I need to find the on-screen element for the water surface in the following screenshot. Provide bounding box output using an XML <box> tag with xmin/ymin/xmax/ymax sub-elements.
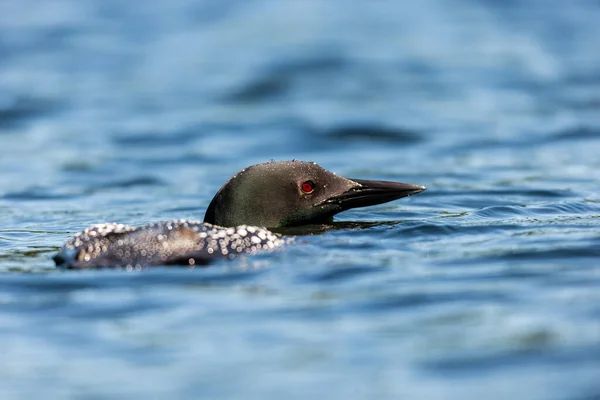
<box><xmin>1</xmin><ymin>1</ymin><xmax>599</xmax><ymax>399</ymax></box>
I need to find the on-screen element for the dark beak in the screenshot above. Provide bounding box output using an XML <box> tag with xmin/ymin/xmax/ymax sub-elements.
<box><xmin>324</xmin><ymin>179</ymin><xmax>426</xmax><ymax>211</ymax></box>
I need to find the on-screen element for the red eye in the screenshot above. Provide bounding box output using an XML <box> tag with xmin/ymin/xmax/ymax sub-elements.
<box><xmin>301</xmin><ymin>180</ymin><xmax>315</xmax><ymax>193</ymax></box>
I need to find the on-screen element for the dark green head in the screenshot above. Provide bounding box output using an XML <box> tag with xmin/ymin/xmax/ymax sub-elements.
<box><xmin>203</xmin><ymin>161</ymin><xmax>425</xmax><ymax>228</ymax></box>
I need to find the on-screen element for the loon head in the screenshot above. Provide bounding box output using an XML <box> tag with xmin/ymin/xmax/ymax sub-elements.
<box><xmin>203</xmin><ymin>161</ymin><xmax>425</xmax><ymax>228</ymax></box>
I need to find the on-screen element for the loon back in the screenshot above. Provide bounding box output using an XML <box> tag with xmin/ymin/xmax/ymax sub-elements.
<box><xmin>53</xmin><ymin>221</ymin><xmax>288</xmax><ymax>269</ymax></box>
<box><xmin>54</xmin><ymin>161</ymin><xmax>425</xmax><ymax>269</ymax></box>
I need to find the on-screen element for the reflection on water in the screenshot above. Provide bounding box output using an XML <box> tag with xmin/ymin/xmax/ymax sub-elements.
<box><xmin>1</xmin><ymin>0</ymin><xmax>600</xmax><ymax>399</ymax></box>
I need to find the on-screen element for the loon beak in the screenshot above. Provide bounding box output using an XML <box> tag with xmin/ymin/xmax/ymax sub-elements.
<box><xmin>325</xmin><ymin>179</ymin><xmax>426</xmax><ymax>211</ymax></box>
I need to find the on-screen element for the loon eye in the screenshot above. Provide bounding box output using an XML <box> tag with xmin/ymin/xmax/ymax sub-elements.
<box><xmin>301</xmin><ymin>180</ymin><xmax>315</xmax><ymax>194</ymax></box>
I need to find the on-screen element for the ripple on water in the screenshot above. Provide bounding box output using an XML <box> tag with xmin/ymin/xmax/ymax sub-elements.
<box><xmin>83</xmin><ymin>177</ymin><xmax>166</xmax><ymax>193</ymax></box>
<box><xmin>550</xmin><ymin>126</ymin><xmax>600</xmax><ymax>142</ymax></box>
<box><xmin>111</xmin><ymin>128</ymin><xmax>202</xmax><ymax>147</ymax></box>
<box><xmin>224</xmin><ymin>55</ymin><xmax>348</xmax><ymax>103</ymax></box>
<box><xmin>323</xmin><ymin>124</ymin><xmax>424</xmax><ymax>144</ymax></box>
<box><xmin>0</xmin><ymin>96</ymin><xmax>59</xmax><ymax>129</ymax></box>
<box><xmin>469</xmin><ymin>201</ymin><xmax>600</xmax><ymax>222</ymax></box>
<box><xmin>2</xmin><ymin>189</ymin><xmax>81</xmax><ymax>201</ymax></box>
<box><xmin>2</xmin><ymin>177</ymin><xmax>165</xmax><ymax>200</ymax></box>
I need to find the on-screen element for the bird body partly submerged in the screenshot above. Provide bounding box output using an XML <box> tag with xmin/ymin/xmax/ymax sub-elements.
<box><xmin>54</xmin><ymin>221</ymin><xmax>289</xmax><ymax>269</ymax></box>
<box><xmin>54</xmin><ymin>161</ymin><xmax>425</xmax><ymax>269</ymax></box>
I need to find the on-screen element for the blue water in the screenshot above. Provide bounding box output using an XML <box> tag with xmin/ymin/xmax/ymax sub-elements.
<box><xmin>1</xmin><ymin>0</ymin><xmax>600</xmax><ymax>398</ymax></box>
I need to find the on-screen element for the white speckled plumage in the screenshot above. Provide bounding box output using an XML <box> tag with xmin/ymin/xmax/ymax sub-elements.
<box><xmin>55</xmin><ymin>220</ymin><xmax>289</xmax><ymax>269</ymax></box>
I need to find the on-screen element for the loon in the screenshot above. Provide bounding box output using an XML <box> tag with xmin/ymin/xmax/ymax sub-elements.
<box><xmin>53</xmin><ymin>161</ymin><xmax>425</xmax><ymax>269</ymax></box>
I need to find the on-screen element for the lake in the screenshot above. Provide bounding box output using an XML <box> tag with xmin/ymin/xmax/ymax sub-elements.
<box><xmin>1</xmin><ymin>0</ymin><xmax>599</xmax><ymax>398</ymax></box>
